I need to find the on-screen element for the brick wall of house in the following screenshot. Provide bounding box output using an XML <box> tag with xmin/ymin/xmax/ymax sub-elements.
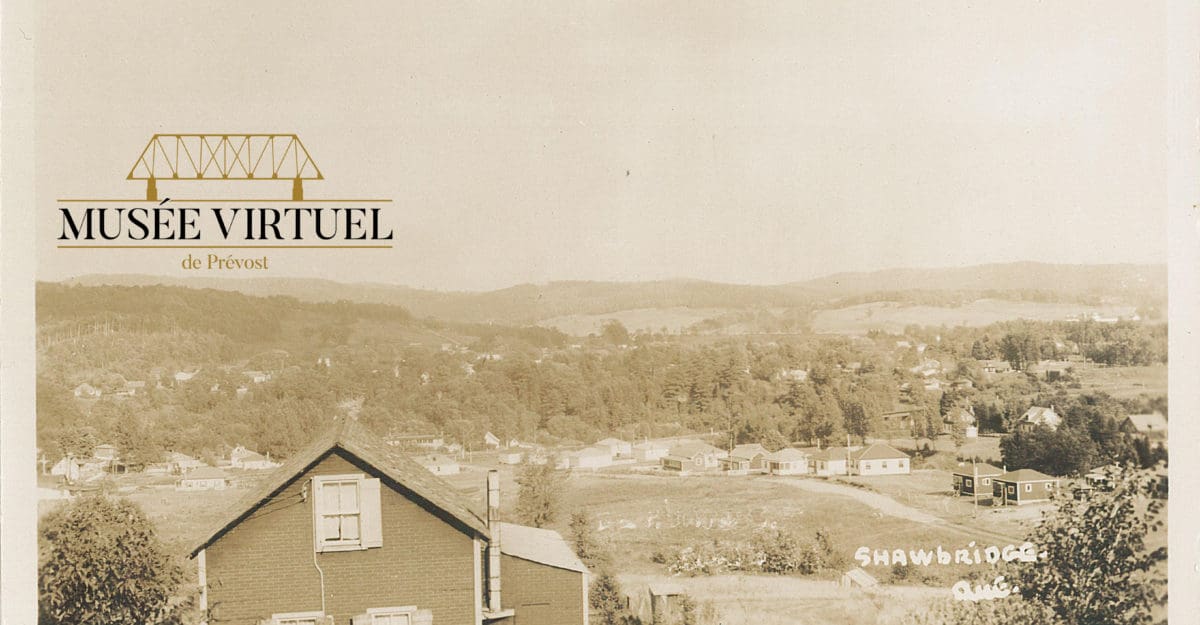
<box><xmin>500</xmin><ymin>554</ymin><xmax>586</xmax><ymax>625</ymax></box>
<box><xmin>204</xmin><ymin>450</ymin><xmax>479</xmax><ymax>625</ymax></box>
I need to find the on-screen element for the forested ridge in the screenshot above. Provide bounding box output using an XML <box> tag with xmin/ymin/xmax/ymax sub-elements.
<box><xmin>37</xmin><ymin>282</ymin><xmax>1167</xmax><ymax>477</ymax></box>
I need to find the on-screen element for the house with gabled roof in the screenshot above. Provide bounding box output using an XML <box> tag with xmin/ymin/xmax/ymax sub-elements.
<box><xmin>850</xmin><ymin>444</ymin><xmax>910</xmax><ymax>476</ymax></box>
<box><xmin>729</xmin><ymin>444</ymin><xmax>770</xmax><ymax>471</ymax></box>
<box><xmin>805</xmin><ymin>447</ymin><xmax>852</xmax><ymax>476</ymax></box>
<box><xmin>951</xmin><ymin>463</ymin><xmax>1005</xmax><ymax>496</ymax></box>
<box><xmin>660</xmin><ymin>440</ymin><xmax>726</xmax><ymax>472</ymax></box>
<box><xmin>1120</xmin><ymin>412</ymin><xmax>1168</xmax><ymax>441</ymax></box>
<box><xmin>764</xmin><ymin>448</ymin><xmax>809</xmax><ymax>476</ymax></box>
<box><xmin>992</xmin><ymin>468</ymin><xmax>1060</xmax><ymax>505</ymax></box>
<box><xmin>1018</xmin><ymin>406</ymin><xmax>1062</xmax><ymax>432</ymax></box>
<box><xmin>190</xmin><ymin>420</ymin><xmax>587</xmax><ymax>625</ymax></box>
<box><xmin>632</xmin><ymin>440</ymin><xmax>670</xmax><ymax>462</ymax></box>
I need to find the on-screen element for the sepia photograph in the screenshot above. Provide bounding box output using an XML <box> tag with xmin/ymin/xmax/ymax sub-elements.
<box><xmin>3</xmin><ymin>2</ymin><xmax>1197</xmax><ymax>625</ymax></box>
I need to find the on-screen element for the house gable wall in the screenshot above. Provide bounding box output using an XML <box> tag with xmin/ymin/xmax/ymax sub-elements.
<box><xmin>204</xmin><ymin>450</ymin><xmax>478</xmax><ymax>625</ymax></box>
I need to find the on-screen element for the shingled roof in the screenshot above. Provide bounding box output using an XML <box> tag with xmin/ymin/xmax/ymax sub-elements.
<box><xmin>190</xmin><ymin>419</ymin><xmax>489</xmax><ymax>558</ymax></box>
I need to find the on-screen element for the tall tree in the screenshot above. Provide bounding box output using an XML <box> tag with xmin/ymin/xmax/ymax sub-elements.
<box><xmin>39</xmin><ymin>495</ymin><xmax>184</xmax><ymax>625</ymax></box>
<box><xmin>515</xmin><ymin>460</ymin><xmax>568</xmax><ymax>528</ymax></box>
<box><xmin>1013</xmin><ymin>465</ymin><xmax>1166</xmax><ymax>625</ymax></box>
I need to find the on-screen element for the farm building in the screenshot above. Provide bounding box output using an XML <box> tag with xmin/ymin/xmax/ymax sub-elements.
<box><xmin>632</xmin><ymin>440</ymin><xmax>670</xmax><ymax>462</ymax></box>
<box><xmin>177</xmin><ymin>467</ymin><xmax>231</xmax><ymax>491</ymax></box>
<box><xmin>850</xmin><ymin>444</ymin><xmax>910</xmax><ymax>476</ymax></box>
<box><xmin>992</xmin><ymin>469</ymin><xmax>1060</xmax><ymax>505</ymax></box>
<box><xmin>729</xmin><ymin>444</ymin><xmax>770</xmax><ymax>471</ymax></box>
<box><xmin>387</xmin><ymin>433</ymin><xmax>445</xmax><ymax>450</ymax></box>
<box><xmin>660</xmin><ymin>441</ymin><xmax>725</xmax><ymax>472</ymax></box>
<box><xmin>417</xmin><ymin>454</ymin><xmax>461</xmax><ymax>476</ymax></box>
<box><xmin>1017</xmin><ymin>406</ymin><xmax>1062</xmax><ymax>432</ymax></box>
<box><xmin>1121</xmin><ymin>412</ymin><xmax>1168</xmax><ymax>441</ymax></box>
<box><xmin>567</xmin><ymin>446</ymin><xmax>613</xmax><ymax>470</ymax></box>
<box><xmin>952</xmin><ymin>463</ymin><xmax>1005</xmax><ymax>496</ymax></box>
<box><xmin>980</xmin><ymin>359</ymin><xmax>1013</xmax><ymax>374</ymax></box>
<box><xmin>765</xmin><ymin>448</ymin><xmax>809</xmax><ymax>475</ymax></box>
<box><xmin>189</xmin><ymin>421</ymin><xmax>588</xmax><ymax>625</ymax></box>
<box><xmin>594</xmin><ymin>438</ymin><xmax>632</xmax><ymax>458</ymax></box>
<box><xmin>806</xmin><ymin>447</ymin><xmax>851</xmax><ymax>476</ymax></box>
<box><xmin>483</xmin><ymin>431</ymin><xmax>501</xmax><ymax>449</ymax></box>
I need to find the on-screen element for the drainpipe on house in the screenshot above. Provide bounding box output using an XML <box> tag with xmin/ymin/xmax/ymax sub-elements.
<box><xmin>486</xmin><ymin>470</ymin><xmax>502</xmax><ymax>613</ymax></box>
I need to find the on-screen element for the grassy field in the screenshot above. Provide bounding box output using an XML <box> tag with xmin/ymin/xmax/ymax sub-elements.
<box><xmin>811</xmin><ymin>299</ymin><xmax>1137</xmax><ymax>335</ymax></box>
<box><xmin>1070</xmin><ymin>363</ymin><xmax>1167</xmax><ymax>399</ymax></box>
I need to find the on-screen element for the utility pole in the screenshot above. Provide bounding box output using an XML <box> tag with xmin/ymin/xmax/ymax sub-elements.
<box><xmin>972</xmin><ymin>458</ymin><xmax>979</xmax><ymax>517</ymax></box>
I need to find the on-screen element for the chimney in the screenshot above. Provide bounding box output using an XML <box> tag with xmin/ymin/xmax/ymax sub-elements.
<box><xmin>486</xmin><ymin>470</ymin><xmax>502</xmax><ymax>613</ymax></box>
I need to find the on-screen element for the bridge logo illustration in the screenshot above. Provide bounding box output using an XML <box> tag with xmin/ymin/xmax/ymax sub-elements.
<box><xmin>126</xmin><ymin>134</ymin><xmax>323</xmax><ymax>201</ymax></box>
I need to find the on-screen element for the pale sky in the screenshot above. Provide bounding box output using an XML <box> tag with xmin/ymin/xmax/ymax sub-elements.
<box><xmin>35</xmin><ymin>2</ymin><xmax>1166</xmax><ymax>291</ymax></box>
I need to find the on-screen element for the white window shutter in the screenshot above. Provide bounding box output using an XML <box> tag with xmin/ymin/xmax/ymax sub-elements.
<box><xmin>413</xmin><ymin>609</ymin><xmax>434</xmax><ymax>625</ymax></box>
<box><xmin>360</xmin><ymin>477</ymin><xmax>383</xmax><ymax>548</ymax></box>
<box><xmin>312</xmin><ymin>477</ymin><xmax>325</xmax><ymax>553</ymax></box>
<box><xmin>351</xmin><ymin>615</ymin><xmax>370</xmax><ymax>625</ymax></box>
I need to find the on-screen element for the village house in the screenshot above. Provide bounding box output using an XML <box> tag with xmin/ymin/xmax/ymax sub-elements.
<box><xmin>729</xmin><ymin>444</ymin><xmax>770</xmax><ymax>471</ymax></box>
<box><xmin>114</xmin><ymin>380</ymin><xmax>146</xmax><ymax>397</ymax></box>
<box><xmin>387</xmin><ymin>434</ymin><xmax>446</xmax><ymax>450</ymax></box>
<box><xmin>806</xmin><ymin>447</ymin><xmax>851</xmax><ymax>476</ymax></box>
<box><xmin>189</xmin><ymin>421</ymin><xmax>588</xmax><ymax>625</ymax></box>
<box><xmin>980</xmin><ymin>359</ymin><xmax>1013</xmax><ymax>374</ymax></box>
<box><xmin>850</xmin><ymin>444</ymin><xmax>910</xmax><ymax>476</ymax></box>
<box><xmin>230</xmin><ymin>445</ymin><xmax>281</xmax><ymax>471</ymax></box>
<box><xmin>1018</xmin><ymin>406</ymin><xmax>1062</xmax><ymax>432</ymax></box>
<box><xmin>497</xmin><ymin>451</ymin><xmax>524</xmax><ymax>465</ymax></box>
<box><xmin>49</xmin><ymin>455</ymin><xmax>83</xmax><ymax>483</ymax></box>
<box><xmin>593</xmin><ymin>438</ymin><xmax>632</xmax><ymax>458</ymax></box>
<box><xmin>764</xmin><ymin>448</ymin><xmax>809</xmax><ymax>476</ymax></box>
<box><xmin>943</xmin><ymin>405</ymin><xmax>978</xmax><ymax>438</ymax></box>
<box><xmin>177</xmin><ymin>467</ymin><xmax>232</xmax><ymax>491</ymax></box>
<box><xmin>243</xmin><ymin>370</ymin><xmax>273</xmax><ymax>384</ymax></box>
<box><xmin>483</xmin><ymin>432</ymin><xmax>502</xmax><ymax>449</ymax></box>
<box><xmin>1120</xmin><ymin>412</ymin><xmax>1168</xmax><ymax>442</ymax></box>
<box><xmin>879</xmin><ymin>407</ymin><xmax>914</xmax><ymax>435</ymax></box>
<box><xmin>631</xmin><ymin>440</ymin><xmax>670</xmax><ymax>462</ymax></box>
<box><xmin>167</xmin><ymin>451</ymin><xmax>206</xmax><ymax>474</ymax></box>
<box><xmin>951</xmin><ymin>463</ymin><xmax>1005</xmax><ymax>497</ymax></box>
<box><xmin>718</xmin><ymin>455</ymin><xmax>752</xmax><ymax>474</ymax></box>
<box><xmin>417</xmin><ymin>454</ymin><xmax>461</xmax><ymax>476</ymax></box>
<box><xmin>660</xmin><ymin>441</ymin><xmax>726</xmax><ymax>472</ymax></box>
<box><xmin>174</xmin><ymin>369</ymin><xmax>200</xmax><ymax>385</ymax></box>
<box><xmin>992</xmin><ymin>469</ymin><xmax>1060</xmax><ymax>505</ymax></box>
<box><xmin>72</xmin><ymin>382</ymin><xmax>102</xmax><ymax>399</ymax></box>
<box><xmin>566</xmin><ymin>446</ymin><xmax>613</xmax><ymax>470</ymax></box>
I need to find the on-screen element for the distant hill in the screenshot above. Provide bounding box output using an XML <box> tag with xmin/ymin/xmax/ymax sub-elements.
<box><xmin>65</xmin><ymin>262</ymin><xmax>1165</xmax><ymax>327</ymax></box>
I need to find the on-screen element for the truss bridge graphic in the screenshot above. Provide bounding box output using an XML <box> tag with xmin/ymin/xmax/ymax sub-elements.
<box><xmin>127</xmin><ymin>134</ymin><xmax>323</xmax><ymax>201</ymax></box>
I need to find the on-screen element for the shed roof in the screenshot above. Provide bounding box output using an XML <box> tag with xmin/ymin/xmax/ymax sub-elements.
<box><xmin>183</xmin><ymin>467</ymin><xmax>229</xmax><ymax>480</ymax></box>
<box><xmin>190</xmin><ymin>419</ymin><xmax>489</xmax><ymax>558</ymax></box>
<box><xmin>495</xmin><ymin>522</ymin><xmax>587</xmax><ymax>573</ymax></box>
